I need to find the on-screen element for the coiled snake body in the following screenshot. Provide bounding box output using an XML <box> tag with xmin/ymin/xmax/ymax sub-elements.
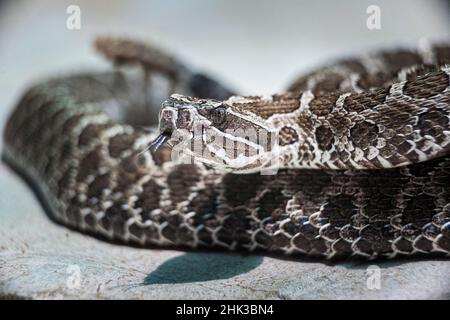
<box><xmin>3</xmin><ymin>38</ymin><xmax>450</xmax><ymax>259</ymax></box>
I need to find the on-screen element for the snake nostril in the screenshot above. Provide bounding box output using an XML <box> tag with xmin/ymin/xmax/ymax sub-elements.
<box><xmin>176</xmin><ymin>109</ymin><xmax>192</xmax><ymax>128</ymax></box>
<box><xmin>159</xmin><ymin>108</ymin><xmax>176</xmax><ymax>133</ymax></box>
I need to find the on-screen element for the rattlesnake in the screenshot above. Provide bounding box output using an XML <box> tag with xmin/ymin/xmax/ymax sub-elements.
<box><xmin>3</xmin><ymin>37</ymin><xmax>450</xmax><ymax>259</ymax></box>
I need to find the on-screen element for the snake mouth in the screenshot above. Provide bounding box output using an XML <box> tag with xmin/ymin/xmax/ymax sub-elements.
<box><xmin>149</xmin><ymin>131</ymin><xmax>171</xmax><ymax>156</ymax></box>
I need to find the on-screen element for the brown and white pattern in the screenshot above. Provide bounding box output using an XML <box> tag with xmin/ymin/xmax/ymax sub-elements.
<box><xmin>2</xmin><ymin>38</ymin><xmax>450</xmax><ymax>259</ymax></box>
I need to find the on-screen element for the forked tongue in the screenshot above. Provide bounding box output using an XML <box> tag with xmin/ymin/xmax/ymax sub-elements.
<box><xmin>148</xmin><ymin>132</ymin><xmax>171</xmax><ymax>155</ymax></box>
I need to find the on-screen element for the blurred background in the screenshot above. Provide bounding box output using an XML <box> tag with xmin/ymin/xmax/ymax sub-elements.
<box><xmin>0</xmin><ymin>0</ymin><xmax>449</xmax><ymax>141</ymax></box>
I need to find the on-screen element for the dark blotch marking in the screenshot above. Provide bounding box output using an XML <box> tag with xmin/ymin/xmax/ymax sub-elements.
<box><xmin>309</xmin><ymin>92</ymin><xmax>341</xmax><ymax>116</ymax></box>
<box><xmin>87</xmin><ymin>172</ymin><xmax>112</xmax><ymax>199</ymax></box>
<box><xmin>402</xmin><ymin>194</ymin><xmax>436</xmax><ymax>227</ymax></box>
<box><xmin>108</xmin><ymin>132</ymin><xmax>142</xmax><ymax>158</ymax></box>
<box><xmin>77</xmin><ymin>147</ymin><xmax>104</xmax><ymax>182</ymax></box>
<box><xmin>344</xmin><ymin>88</ymin><xmax>388</xmax><ymax>113</ymax></box>
<box><xmin>403</xmin><ymin>71</ymin><xmax>449</xmax><ymax>99</ymax></box>
<box><xmin>78</xmin><ymin>123</ymin><xmax>112</xmax><ymax>147</ymax></box>
<box><xmin>278</xmin><ymin>126</ymin><xmax>299</xmax><ymax>146</ymax></box>
<box><xmin>222</xmin><ymin>173</ymin><xmax>262</xmax><ymax>207</ymax></box>
<box><xmin>167</xmin><ymin>164</ymin><xmax>200</xmax><ymax>205</ymax></box>
<box><xmin>321</xmin><ymin>194</ymin><xmax>358</xmax><ymax>227</ymax></box>
<box><xmin>350</xmin><ymin>120</ymin><xmax>379</xmax><ymax>150</ymax></box>
<box><xmin>315</xmin><ymin>125</ymin><xmax>334</xmax><ymax>150</ymax></box>
<box><xmin>135</xmin><ymin>180</ymin><xmax>162</xmax><ymax>221</ymax></box>
<box><xmin>381</xmin><ymin>50</ymin><xmax>423</xmax><ymax>71</ymax></box>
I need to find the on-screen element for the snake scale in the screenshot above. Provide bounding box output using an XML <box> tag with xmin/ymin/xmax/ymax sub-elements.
<box><xmin>3</xmin><ymin>37</ymin><xmax>450</xmax><ymax>259</ymax></box>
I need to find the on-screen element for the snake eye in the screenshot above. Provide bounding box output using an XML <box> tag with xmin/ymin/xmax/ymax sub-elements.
<box><xmin>210</xmin><ymin>106</ymin><xmax>226</xmax><ymax>125</ymax></box>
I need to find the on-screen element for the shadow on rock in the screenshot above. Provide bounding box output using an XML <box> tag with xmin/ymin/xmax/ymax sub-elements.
<box><xmin>143</xmin><ymin>252</ymin><xmax>263</xmax><ymax>285</ymax></box>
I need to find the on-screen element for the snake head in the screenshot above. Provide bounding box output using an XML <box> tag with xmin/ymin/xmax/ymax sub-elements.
<box><xmin>156</xmin><ymin>94</ymin><xmax>279</xmax><ymax>173</ymax></box>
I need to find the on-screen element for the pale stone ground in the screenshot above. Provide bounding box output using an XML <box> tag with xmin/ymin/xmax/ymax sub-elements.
<box><xmin>0</xmin><ymin>0</ymin><xmax>449</xmax><ymax>299</ymax></box>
